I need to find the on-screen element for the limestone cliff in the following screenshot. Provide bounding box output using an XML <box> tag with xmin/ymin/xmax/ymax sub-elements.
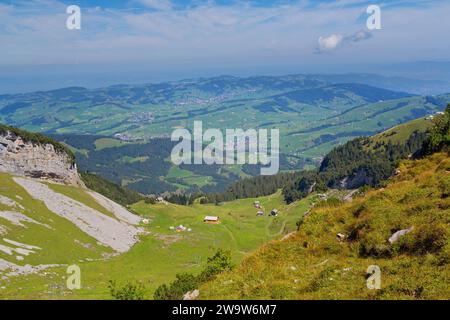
<box><xmin>0</xmin><ymin>129</ymin><xmax>82</xmax><ymax>186</ymax></box>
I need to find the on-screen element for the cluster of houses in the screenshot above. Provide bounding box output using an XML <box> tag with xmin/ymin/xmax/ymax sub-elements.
<box><xmin>254</xmin><ymin>201</ymin><xmax>279</xmax><ymax>217</ymax></box>
<box><xmin>200</xmin><ymin>201</ymin><xmax>280</xmax><ymax>227</ymax></box>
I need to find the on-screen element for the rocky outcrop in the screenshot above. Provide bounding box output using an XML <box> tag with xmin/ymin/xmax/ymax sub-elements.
<box><xmin>183</xmin><ymin>289</ymin><xmax>200</xmax><ymax>300</ymax></box>
<box><xmin>0</xmin><ymin>130</ymin><xmax>82</xmax><ymax>186</ymax></box>
<box><xmin>388</xmin><ymin>227</ymin><xmax>414</xmax><ymax>244</ymax></box>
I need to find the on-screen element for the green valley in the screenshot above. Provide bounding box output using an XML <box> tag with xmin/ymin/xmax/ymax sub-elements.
<box><xmin>2</xmin><ymin>75</ymin><xmax>446</xmax><ymax>194</ymax></box>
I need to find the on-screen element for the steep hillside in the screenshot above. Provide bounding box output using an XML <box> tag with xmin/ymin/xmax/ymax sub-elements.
<box><xmin>199</xmin><ymin>152</ymin><xmax>450</xmax><ymax>299</ymax></box>
<box><xmin>369</xmin><ymin>117</ymin><xmax>433</xmax><ymax>146</ymax></box>
<box><xmin>0</xmin><ymin>126</ymin><xmax>144</xmax><ymax>286</ymax></box>
<box><xmin>0</xmin><ymin>172</ymin><xmax>143</xmax><ymax>279</ymax></box>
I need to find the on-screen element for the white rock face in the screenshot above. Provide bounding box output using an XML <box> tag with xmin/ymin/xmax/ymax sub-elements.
<box><xmin>0</xmin><ymin>131</ymin><xmax>81</xmax><ymax>186</ymax></box>
<box><xmin>14</xmin><ymin>177</ymin><xmax>142</xmax><ymax>253</ymax></box>
<box><xmin>87</xmin><ymin>191</ymin><xmax>141</xmax><ymax>225</ymax></box>
<box><xmin>0</xmin><ymin>210</ymin><xmax>50</xmax><ymax>228</ymax></box>
<box><xmin>0</xmin><ymin>258</ymin><xmax>61</xmax><ymax>278</ymax></box>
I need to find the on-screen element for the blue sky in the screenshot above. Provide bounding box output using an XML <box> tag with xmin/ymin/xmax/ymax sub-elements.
<box><xmin>0</xmin><ymin>0</ymin><xmax>449</xmax><ymax>92</ymax></box>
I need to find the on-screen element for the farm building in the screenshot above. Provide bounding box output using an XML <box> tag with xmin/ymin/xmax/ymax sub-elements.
<box><xmin>270</xmin><ymin>209</ymin><xmax>279</xmax><ymax>216</ymax></box>
<box><xmin>204</xmin><ymin>216</ymin><xmax>220</xmax><ymax>224</ymax></box>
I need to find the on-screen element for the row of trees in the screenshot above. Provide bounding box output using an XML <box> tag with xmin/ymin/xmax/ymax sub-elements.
<box><xmin>201</xmin><ymin>171</ymin><xmax>304</xmax><ymax>204</ymax></box>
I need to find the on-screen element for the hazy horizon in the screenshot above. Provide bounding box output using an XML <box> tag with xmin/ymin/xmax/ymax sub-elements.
<box><xmin>1</xmin><ymin>0</ymin><xmax>450</xmax><ymax>93</ymax></box>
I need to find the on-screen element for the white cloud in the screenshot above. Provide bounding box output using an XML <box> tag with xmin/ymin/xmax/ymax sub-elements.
<box><xmin>317</xmin><ymin>33</ymin><xmax>344</xmax><ymax>52</ymax></box>
<box><xmin>316</xmin><ymin>30</ymin><xmax>372</xmax><ymax>53</ymax></box>
<box><xmin>0</xmin><ymin>0</ymin><xmax>449</xmax><ymax>68</ymax></box>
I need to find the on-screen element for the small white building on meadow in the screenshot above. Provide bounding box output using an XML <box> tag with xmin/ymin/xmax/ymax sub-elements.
<box><xmin>203</xmin><ymin>216</ymin><xmax>220</xmax><ymax>224</ymax></box>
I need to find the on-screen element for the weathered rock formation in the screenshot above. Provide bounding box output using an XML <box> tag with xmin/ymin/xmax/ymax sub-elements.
<box><xmin>0</xmin><ymin>130</ymin><xmax>82</xmax><ymax>186</ymax></box>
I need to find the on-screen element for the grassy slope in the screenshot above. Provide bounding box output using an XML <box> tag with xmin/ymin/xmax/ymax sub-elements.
<box><xmin>200</xmin><ymin>153</ymin><xmax>450</xmax><ymax>299</ymax></box>
<box><xmin>0</xmin><ymin>174</ymin><xmax>114</xmax><ymax>290</ymax></box>
<box><xmin>370</xmin><ymin>117</ymin><xmax>433</xmax><ymax>146</ymax></box>
<box><xmin>0</xmin><ymin>180</ymin><xmax>312</xmax><ymax>299</ymax></box>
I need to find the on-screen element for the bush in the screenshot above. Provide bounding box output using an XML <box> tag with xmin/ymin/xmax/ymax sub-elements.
<box><xmin>108</xmin><ymin>280</ymin><xmax>146</xmax><ymax>300</ymax></box>
<box><xmin>154</xmin><ymin>249</ymin><xmax>234</xmax><ymax>300</ymax></box>
<box><xmin>396</xmin><ymin>223</ymin><xmax>447</xmax><ymax>255</ymax></box>
<box><xmin>153</xmin><ymin>273</ymin><xmax>198</xmax><ymax>300</ymax></box>
<box><xmin>358</xmin><ymin>232</ymin><xmax>393</xmax><ymax>258</ymax></box>
<box><xmin>198</xmin><ymin>249</ymin><xmax>233</xmax><ymax>282</ymax></box>
<box><xmin>359</xmin><ymin>240</ymin><xmax>392</xmax><ymax>258</ymax></box>
<box><xmin>315</xmin><ymin>197</ymin><xmax>343</xmax><ymax>208</ymax></box>
<box><xmin>422</xmin><ymin>104</ymin><xmax>450</xmax><ymax>154</ymax></box>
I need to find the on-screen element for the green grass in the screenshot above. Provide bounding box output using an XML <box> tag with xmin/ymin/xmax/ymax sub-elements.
<box><xmin>199</xmin><ymin>153</ymin><xmax>450</xmax><ymax>300</ymax></box>
<box><xmin>94</xmin><ymin>138</ymin><xmax>128</xmax><ymax>150</ymax></box>
<box><xmin>166</xmin><ymin>166</ymin><xmax>193</xmax><ymax>179</ymax></box>
<box><xmin>0</xmin><ymin>178</ymin><xmax>311</xmax><ymax>299</ymax></box>
<box><xmin>117</xmin><ymin>156</ymin><xmax>149</xmax><ymax>164</ymax></box>
<box><xmin>182</xmin><ymin>175</ymin><xmax>214</xmax><ymax>187</ymax></box>
<box><xmin>371</xmin><ymin>117</ymin><xmax>433</xmax><ymax>145</ymax></box>
<box><xmin>0</xmin><ymin>173</ymin><xmax>111</xmax><ymax>268</ymax></box>
<box><xmin>165</xmin><ymin>166</ymin><xmax>215</xmax><ymax>188</ymax></box>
